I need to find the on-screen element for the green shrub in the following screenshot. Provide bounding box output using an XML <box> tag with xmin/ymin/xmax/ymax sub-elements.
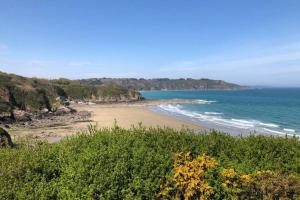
<box><xmin>0</xmin><ymin>126</ymin><xmax>299</xmax><ymax>199</ymax></box>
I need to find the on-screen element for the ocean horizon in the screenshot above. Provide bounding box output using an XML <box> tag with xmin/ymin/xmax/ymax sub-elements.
<box><xmin>141</xmin><ymin>88</ymin><xmax>300</xmax><ymax>136</ymax></box>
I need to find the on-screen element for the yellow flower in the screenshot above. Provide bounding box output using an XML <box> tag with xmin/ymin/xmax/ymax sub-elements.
<box><xmin>221</xmin><ymin>168</ymin><xmax>237</xmax><ymax>179</ymax></box>
<box><xmin>163</xmin><ymin>152</ymin><xmax>218</xmax><ymax>199</ymax></box>
<box><xmin>255</xmin><ymin>170</ymin><xmax>273</xmax><ymax>176</ymax></box>
<box><xmin>240</xmin><ymin>174</ymin><xmax>252</xmax><ymax>184</ymax></box>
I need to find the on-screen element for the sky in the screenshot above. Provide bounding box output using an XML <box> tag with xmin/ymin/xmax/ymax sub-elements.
<box><xmin>0</xmin><ymin>0</ymin><xmax>300</xmax><ymax>87</ymax></box>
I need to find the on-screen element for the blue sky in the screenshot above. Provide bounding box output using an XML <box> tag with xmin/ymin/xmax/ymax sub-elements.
<box><xmin>0</xmin><ymin>0</ymin><xmax>300</xmax><ymax>86</ymax></box>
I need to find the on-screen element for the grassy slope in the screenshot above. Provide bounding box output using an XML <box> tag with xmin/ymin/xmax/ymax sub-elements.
<box><xmin>0</xmin><ymin>72</ymin><xmax>140</xmax><ymax>113</ymax></box>
<box><xmin>0</xmin><ymin>126</ymin><xmax>299</xmax><ymax>199</ymax></box>
<box><xmin>81</xmin><ymin>78</ymin><xmax>245</xmax><ymax>90</ymax></box>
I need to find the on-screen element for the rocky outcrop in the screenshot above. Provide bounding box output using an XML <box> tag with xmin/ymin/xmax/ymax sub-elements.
<box><xmin>0</xmin><ymin>127</ymin><xmax>13</xmax><ymax>148</ymax></box>
<box><xmin>94</xmin><ymin>94</ymin><xmax>142</xmax><ymax>103</ymax></box>
<box><xmin>74</xmin><ymin>90</ymin><xmax>144</xmax><ymax>104</ymax></box>
<box><xmin>12</xmin><ymin>110</ymin><xmax>32</xmax><ymax>122</ymax></box>
<box><xmin>0</xmin><ymin>71</ymin><xmax>145</xmax><ymax>118</ymax></box>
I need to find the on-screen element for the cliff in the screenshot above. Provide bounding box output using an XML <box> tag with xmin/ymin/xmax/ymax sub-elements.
<box><xmin>81</xmin><ymin>78</ymin><xmax>245</xmax><ymax>91</ymax></box>
<box><xmin>0</xmin><ymin>71</ymin><xmax>142</xmax><ymax>116</ymax></box>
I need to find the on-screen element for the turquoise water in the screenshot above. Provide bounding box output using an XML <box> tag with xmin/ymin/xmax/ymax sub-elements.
<box><xmin>141</xmin><ymin>89</ymin><xmax>300</xmax><ymax>136</ymax></box>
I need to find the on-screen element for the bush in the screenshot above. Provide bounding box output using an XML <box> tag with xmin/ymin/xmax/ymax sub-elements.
<box><xmin>160</xmin><ymin>153</ymin><xmax>300</xmax><ymax>199</ymax></box>
<box><xmin>159</xmin><ymin>152</ymin><xmax>218</xmax><ymax>199</ymax></box>
<box><xmin>0</xmin><ymin>126</ymin><xmax>299</xmax><ymax>199</ymax></box>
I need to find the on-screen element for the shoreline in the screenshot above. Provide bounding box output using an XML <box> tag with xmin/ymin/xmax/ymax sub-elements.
<box><xmin>9</xmin><ymin>99</ymin><xmax>206</xmax><ymax>143</ymax></box>
<box><xmin>7</xmin><ymin>98</ymin><xmax>298</xmax><ymax>143</ymax></box>
<box><xmin>74</xmin><ymin>102</ymin><xmax>205</xmax><ymax>131</ymax></box>
<box><xmin>148</xmin><ymin>103</ymin><xmax>299</xmax><ymax>138</ymax></box>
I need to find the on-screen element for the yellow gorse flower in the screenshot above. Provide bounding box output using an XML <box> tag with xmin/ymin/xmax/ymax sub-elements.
<box><xmin>161</xmin><ymin>152</ymin><xmax>218</xmax><ymax>199</ymax></box>
<box><xmin>159</xmin><ymin>152</ymin><xmax>299</xmax><ymax>200</ymax></box>
<box><xmin>221</xmin><ymin>168</ymin><xmax>237</xmax><ymax>179</ymax></box>
<box><xmin>255</xmin><ymin>170</ymin><xmax>273</xmax><ymax>176</ymax></box>
<box><xmin>240</xmin><ymin>174</ymin><xmax>253</xmax><ymax>184</ymax></box>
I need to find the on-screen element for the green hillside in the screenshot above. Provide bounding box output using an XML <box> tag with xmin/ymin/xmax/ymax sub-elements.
<box><xmin>81</xmin><ymin>78</ymin><xmax>246</xmax><ymax>90</ymax></box>
<box><xmin>0</xmin><ymin>71</ymin><xmax>142</xmax><ymax>115</ymax></box>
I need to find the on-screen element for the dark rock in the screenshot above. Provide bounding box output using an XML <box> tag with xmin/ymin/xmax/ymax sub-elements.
<box><xmin>63</xmin><ymin>100</ymin><xmax>71</xmax><ymax>106</ymax></box>
<box><xmin>56</xmin><ymin>96</ymin><xmax>67</xmax><ymax>102</ymax></box>
<box><xmin>0</xmin><ymin>127</ymin><xmax>13</xmax><ymax>148</ymax></box>
<box><xmin>13</xmin><ymin>110</ymin><xmax>32</xmax><ymax>122</ymax></box>
<box><xmin>54</xmin><ymin>106</ymin><xmax>72</xmax><ymax>115</ymax></box>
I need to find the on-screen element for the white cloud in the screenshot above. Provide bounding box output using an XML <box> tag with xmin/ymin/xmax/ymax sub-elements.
<box><xmin>1</xmin><ymin>41</ymin><xmax>300</xmax><ymax>86</ymax></box>
<box><xmin>160</xmin><ymin>43</ymin><xmax>300</xmax><ymax>72</ymax></box>
<box><xmin>156</xmin><ymin>42</ymin><xmax>300</xmax><ymax>86</ymax></box>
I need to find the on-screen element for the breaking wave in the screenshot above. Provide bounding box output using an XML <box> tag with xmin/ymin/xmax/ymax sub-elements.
<box><xmin>204</xmin><ymin>112</ymin><xmax>223</xmax><ymax>115</ymax></box>
<box><xmin>283</xmin><ymin>128</ymin><xmax>295</xmax><ymax>133</ymax></box>
<box><xmin>155</xmin><ymin>104</ymin><xmax>296</xmax><ymax>136</ymax></box>
<box><xmin>193</xmin><ymin>99</ymin><xmax>217</xmax><ymax>104</ymax></box>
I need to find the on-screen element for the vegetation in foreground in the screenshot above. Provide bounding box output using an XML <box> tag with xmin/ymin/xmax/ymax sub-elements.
<box><xmin>0</xmin><ymin>126</ymin><xmax>299</xmax><ymax>199</ymax></box>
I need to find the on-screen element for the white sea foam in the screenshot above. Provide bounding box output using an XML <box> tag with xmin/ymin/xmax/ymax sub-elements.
<box><xmin>213</xmin><ymin>119</ymin><xmax>254</xmax><ymax>129</ymax></box>
<box><xmin>221</xmin><ymin>119</ymin><xmax>254</xmax><ymax>128</ymax></box>
<box><xmin>193</xmin><ymin>99</ymin><xmax>217</xmax><ymax>104</ymax></box>
<box><xmin>157</xmin><ymin>105</ymin><xmax>255</xmax><ymax>129</ymax></box>
<box><xmin>232</xmin><ymin>119</ymin><xmax>254</xmax><ymax>125</ymax></box>
<box><xmin>231</xmin><ymin>119</ymin><xmax>280</xmax><ymax>129</ymax></box>
<box><xmin>204</xmin><ymin>112</ymin><xmax>223</xmax><ymax>115</ymax></box>
<box><xmin>259</xmin><ymin>122</ymin><xmax>279</xmax><ymax>128</ymax></box>
<box><xmin>262</xmin><ymin>128</ymin><xmax>287</xmax><ymax>135</ymax></box>
<box><xmin>156</xmin><ymin>104</ymin><xmax>297</xmax><ymax>136</ymax></box>
<box><xmin>283</xmin><ymin>128</ymin><xmax>295</xmax><ymax>133</ymax></box>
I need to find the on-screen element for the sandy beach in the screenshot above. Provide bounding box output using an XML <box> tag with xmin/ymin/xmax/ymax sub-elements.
<box><xmin>75</xmin><ymin>104</ymin><xmax>202</xmax><ymax>130</ymax></box>
<box><xmin>10</xmin><ymin>99</ymin><xmax>204</xmax><ymax>142</ymax></box>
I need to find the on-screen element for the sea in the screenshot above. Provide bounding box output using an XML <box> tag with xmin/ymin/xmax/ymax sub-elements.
<box><xmin>141</xmin><ymin>88</ymin><xmax>300</xmax><ymax>136</ymax></box>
